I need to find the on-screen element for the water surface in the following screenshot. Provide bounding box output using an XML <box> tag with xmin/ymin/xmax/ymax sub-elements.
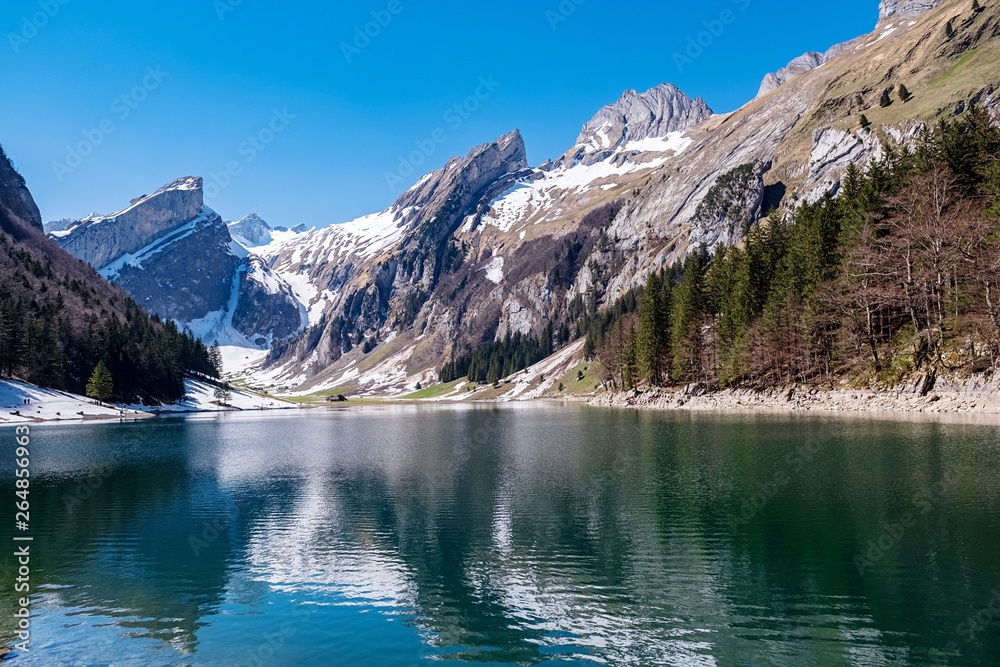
<box><xmin>1</xmin><ymin>405</ymin><xmax>999</xmax><ymax>665</ymax></box>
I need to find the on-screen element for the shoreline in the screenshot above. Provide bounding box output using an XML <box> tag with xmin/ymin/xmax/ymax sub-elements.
<box><xmin>588</xmin><ymin>375</ymin><xmax>1000</xmax><ymax>422</ymax></box>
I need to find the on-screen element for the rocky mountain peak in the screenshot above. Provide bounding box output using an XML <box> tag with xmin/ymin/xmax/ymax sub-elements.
<box><xmin>569</xmin><ymin>84</ymin><xmax>713</xmax><ymax>165</ymax></box>
<box><xmin>395</xmin><ymin>130</ymin><xmax>528</xmax><ymax>212</ymax></box>
<box><xmin>58</xmin><ymin>176</ymin><xmax>206</xmax><ymax>270</ymax></box>
<box><xmin>0</xmin><ymin>144</ymin><xmax>44</xmax><ymax>233</ymax></box>
<box><xmin>878</xmin><ymin>0</ymin><xmax>945</xmax><ymax>22</ymax></box>
<box><xmin>229</xmin><ymin>212</ymin><xmax>274</xmax><ymax>248</ymax></box>
<box><xmin>757</xmin><ymin>52</ymin><xmax>825</xmax><ymax>98</ymax></box>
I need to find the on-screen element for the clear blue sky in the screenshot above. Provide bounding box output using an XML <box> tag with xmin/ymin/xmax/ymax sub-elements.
<box><xmin>1</xmin><ymin>0</ymin><xmax>878</xmax><ymax>227</ymax></box>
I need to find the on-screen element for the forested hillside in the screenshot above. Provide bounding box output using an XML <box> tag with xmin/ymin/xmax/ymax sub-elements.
<box><xmin>0</xmin><ymin>144</ymin><xmax>217</xmax><ymax>404</ymax></box>
<box><xmin>589</xmin><ymin>107</ymin><xmax>1000</xmax><ymax>393</ymax></box>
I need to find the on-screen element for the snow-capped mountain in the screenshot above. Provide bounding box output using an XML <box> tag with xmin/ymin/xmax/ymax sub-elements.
<box><xmin>228</xmin><ymin>212</ymin><xmax>274</xmax><ymax>247</ymax></box>
<box><xmin>48</xmin><ymin>0</ymin><xmax>998</xmax><ymax>396</ymax></box>
<box><xmin>49</xmin><ymin>178</ymin><xmax>304</xmax><ymax>348</ymax></box>
<box><xmin>251</xmin><ymin>0</ymin><xmax>998</xmax><ymax>395</ymax></box>
<box><xmin>558</xmin><ymin>84</ymin><xmax>713</xmax><ymax>167</ymax></box>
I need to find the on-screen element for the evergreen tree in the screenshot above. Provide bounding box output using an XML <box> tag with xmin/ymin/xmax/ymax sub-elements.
<box><xmin>638</xmin><ymin>271</ymin><xmax>672</xmax><ymax>385</ymax></box>
<box><xmin>208</xmin><ymin>342</ymin><xmax>223</xmax><ymax>376</ymax></box>
<box><xmin>880</xmin><ymin>89</ymin><xmax>893</xmax><ymax>107</ymax></box>
<box><xmin>86</xmin><ymin>361</ymin><xmax>114</xmax><ymax>404</ymax></box>
<box><xmin>214</xmin><ymin>383</ymin><xmax>233</xmax><ymax>406</ymax></box>
<box><xmin>671</xmin><ymin>251</ymin><xmax>709</xmax><ymax>384</ymax></box>
<box><xmin>945</xmin><ymin>19</ymin><xmax>955</xmax><ymax>37</ymax></box>
<box><xmin>898</xmin><ymin>84</ymin><xmax>912</xmax><ymax>102</ymax></box>
<box><xmin>860</xmin><ymin>114</ymin><xmax>872</xmax><ymax>130</ymax></box>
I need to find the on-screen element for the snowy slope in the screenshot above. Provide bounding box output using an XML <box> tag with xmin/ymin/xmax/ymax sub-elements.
<box><xmin>0</xmin><ymin>379</ymin><xmax>298</xmax><ymax>424</ymax></box>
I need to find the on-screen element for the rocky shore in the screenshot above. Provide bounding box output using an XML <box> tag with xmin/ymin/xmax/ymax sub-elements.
<box><xmin>589</xmin><ymin>374</ymin><xmax>1000</xmax><ymax>417</ymax></box>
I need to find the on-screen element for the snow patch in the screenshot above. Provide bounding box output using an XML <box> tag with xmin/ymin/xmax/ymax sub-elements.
<box><xmin>484</xmin><ymin>256</ymin><xmax>505</xmax><ymax>284</ymax></box>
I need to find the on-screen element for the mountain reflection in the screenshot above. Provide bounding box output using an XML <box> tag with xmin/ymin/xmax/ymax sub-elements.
<box><xmin>1</xmin><ymin>407</ymin><xmax>999</xmax><ymax>665</ymax></box>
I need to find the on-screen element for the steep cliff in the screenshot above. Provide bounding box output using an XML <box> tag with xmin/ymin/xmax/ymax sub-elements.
<box><xmin>50</xmin><ymin>178</ymin><xmax>304</xmax><ymax>346</ymax></box>
<box><xmin>0</xmin><ymin>144</ymin><xmax>43</xmax><ymax>235</ymax></box>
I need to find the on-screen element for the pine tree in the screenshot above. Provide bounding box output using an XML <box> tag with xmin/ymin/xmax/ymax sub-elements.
<box><xmin>671</xmin><ymin>251</ymin><xmax>709</xmax><ymax>384</ymax></box>
<box><xmin>638</xmin><ymin>271</ymin><xmax>672</xmax><ymax>385</ymax></box>
<box><xmin>945</xmin><ymin>19</ymin><xmax>955</xmax><ymax>37</ymax></box>
<box><xmin>213</xmin><ymin>383</ymin><xmax>233</xmax><ymax>406</ymax></box>
<box><xmin>898</xmin><ymin>84</ymin><xmax>912</xmax><ymax>102</ymax></box>
<box><xmin>972</xmin><ymin>0</ymin><xmax>982</xmax><ymax>12</ymax></box>
<box><xmin>208</xmin><ymin>342</ymin><xmax>223</xmax><ymax>377</ymax></box>
<box><xmin>860</xmin><ymin>114</ymin><xmax>872</xmax><ymax>130</ymax></box>
<box><xmin>880</xmin><ymin>89</ymin><xmax>893</xmax><ymax>107</ymax></box>
<box><xmin>86</xmin><ymin>361</ymin><xmax>114</xmax><ymax>404</ymax></box>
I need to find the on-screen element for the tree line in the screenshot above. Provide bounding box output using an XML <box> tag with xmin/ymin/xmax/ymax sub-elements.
<box><xmin>440</xmin><ymin>327</ymin><xmax>555</xmax><ymax>384</ymax></box>
<box><xmin>595</xmin><ymin>106</ymin><xmax>1000</xmax><ymax>393</ymax></box>
<box><xmin>0</xmin><ymin>229</ymin><xmax>218</xmax><ymax>404</ymax></box>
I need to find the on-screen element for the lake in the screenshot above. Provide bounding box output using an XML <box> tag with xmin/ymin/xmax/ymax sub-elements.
<box><xmin>1</xmin><ymin>404</ymin><xmax>999</xmax><ymax>666</ymax></box>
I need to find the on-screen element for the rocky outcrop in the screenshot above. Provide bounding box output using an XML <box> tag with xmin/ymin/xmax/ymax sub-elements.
<box><xmin>803</xmin><ymin>127</ymin><xmax>884</xmax><ymax>202</ymax></box>
<box><xmin>562</xmin><ymin>84</ymin><xmax>713</xmax><ymax>166</ymax></box>
<box><xmin>878</xmin><ymin>0</ymin><xmax>945</xmax><ymax>22</ymax></box>
<box><xmin>0</xmin><ymin>144</ymin><xmax>43</xmax><ymax>234</ymax></box>
<box><xmin>803</xmin><ymin>123</ymin><xmax>927</xmax><ymax>203</ymax></box>
<box><xmin>690</xmin><ymin>161</ymin><xmax>770</xmax><ymax>249</ymax></box>
<box><xmin>267</xmin><ymin>130</ymin><xmax>531</xmax><ymax>371</ymax></box>
<box><xmin>51</xmin><ymin>177</ymin><xmax>303</xmax><ymax>346</ymax></box>
<box><xmin>233</xmin><ymin>256</ymin><xmax>304</xmax><ymax>345</ymax></box>
<box><xmin>113</xmin><ymin>212</ymin><xmax>241</xmax><ymax>324</ymax></box>
<box><xmin>757</xmin><ymin>52</ymin><xmax>824</xmax><ymax>98</ymax></box>
<box><xmin>57</xmin><ymin>177</ymin><xmax>204</xmax><ymax>270</ymax></box>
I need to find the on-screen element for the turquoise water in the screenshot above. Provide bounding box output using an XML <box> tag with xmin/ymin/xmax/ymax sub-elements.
<box><xmin>1</xmin><ymin>405</ymin><xmax>999</xmax><ymax>665</ymax></box>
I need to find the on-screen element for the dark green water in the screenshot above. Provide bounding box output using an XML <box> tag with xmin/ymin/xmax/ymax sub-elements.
<box><xmin>1</xmin><ymin>404</ymin><xmax>999</xmax><ymax>666</ymax></box>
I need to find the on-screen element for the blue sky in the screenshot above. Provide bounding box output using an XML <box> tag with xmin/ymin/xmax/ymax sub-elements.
<box><xmin>1</xmin><ymin>0</ymin><xmax>878</xmax><ymax>227</ymax></box>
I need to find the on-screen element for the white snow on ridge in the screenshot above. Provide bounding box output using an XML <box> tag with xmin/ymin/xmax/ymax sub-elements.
<box><xmin>480</xmin><ymin>131</ymin><xmax>692</xmax><ymax>233</ymax></box>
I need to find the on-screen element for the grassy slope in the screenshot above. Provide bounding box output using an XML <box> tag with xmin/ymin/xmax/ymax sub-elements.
<box><xmin>766</xmin><ymin>0</ymin><xmax>1000</xmax><ymax>186</ymax></box>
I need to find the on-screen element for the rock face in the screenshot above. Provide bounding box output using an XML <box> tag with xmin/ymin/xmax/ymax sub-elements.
<box><xmin>803</xmin><ymin>124</ymin><xmax>926</xmax><ymax>202</ymax></box>
<box><xmin>58</xmin><ymin>177</ymin><xmax>204</xmax><ymax>269</ymax></box>
<box><xmin>563</xmin><ymin>84</ymin><xmax>713</xmax><ymax>166</ymax></box>
<box><xmin>690</xmin><ymin>161</ymin><xmax>770</xmax><ymax>249</ymax></box>
<box><xmin>50</xmin><ymin>178</ymin><xmax>303</xmax><ymax>347</ymax></box>
<box><xmin>266</xmin><ymin>131</ymin><xmax>531</xmax><ymax>372</ymax></box>
<box><xmin>111</xmin><ymin>211</ymin><xmax>241</xmax><ymax>324</ymax></box>
<box><xmin>757</xmin><ymin>52</ymin><xmax>824</xmax><ymax>97</ymax></box>
<box><xmin>228</xmin><ymin>212</ymin><xmax>273</xmax><ymax>247</ymax></box>
<box><xmin>878</xmin><ymin>0</ymin><xmax>944</xmax><ymax>21</ymax></box>
<box><xmin>233</xmin><ymin>256</ymin><xmax>304</xmax><ymax>345</ymax></box>
<box><xmin>0</xmin><ymin>145</ymin><xmax>43</xmax><ymax>233</ymax></box>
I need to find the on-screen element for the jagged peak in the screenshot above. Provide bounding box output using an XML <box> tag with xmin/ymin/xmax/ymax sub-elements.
<box><xmin>565</xmin><ymin>84</ymin><xmax>713</xmax><ymax>166</ymax></box>
<box><xmin>154</xmin><ymin>176</ymin><xmax>203</xmax><ymax>195</ymax></box>
<box><xmin>756</xmin><ymin>52</ymin><xmax>825</xmax><ymax>98</ymax></box>
<box><xmin>878</xmin><ymin>0</ymin><xmax>945</xmax><ymax>22</ymax></box>
<box><xmin>395</xmin><ymin>130</ymin><xmax>529</xmax><ymax>207</ymax></box>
